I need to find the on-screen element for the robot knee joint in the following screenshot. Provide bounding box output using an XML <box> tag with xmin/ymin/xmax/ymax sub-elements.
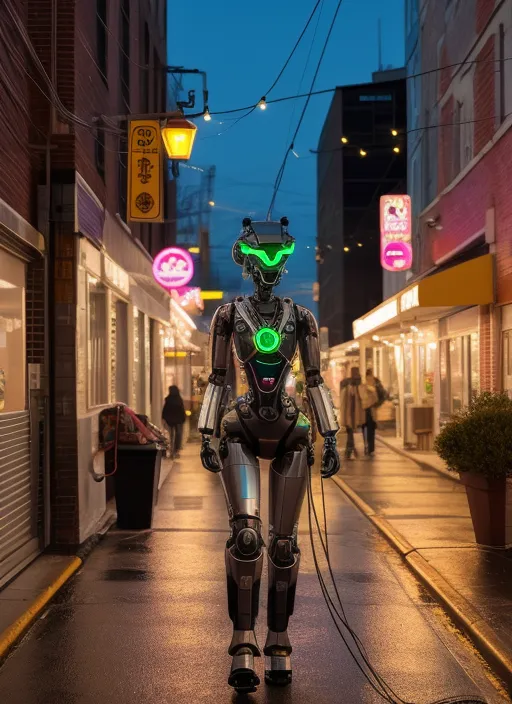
<box><xmin>230</xmin><ymin>517</ymin><xmax>263</xmax><ymax>558</ymax></box>
<box><xmin>268</xmin><ymin>535</ymin><xmax>296</xmax><ymax>566</ymax></box>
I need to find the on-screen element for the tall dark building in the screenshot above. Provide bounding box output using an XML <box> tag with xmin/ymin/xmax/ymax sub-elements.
<box><xmin>317</xmin><ymin>69</ymin><xmax>407</xmax><ymax>346</ymax></box>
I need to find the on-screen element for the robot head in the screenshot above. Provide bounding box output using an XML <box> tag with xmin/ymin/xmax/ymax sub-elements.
<box><xmin>232</xmin><ymin>217</ymin><xmax>295</xmax><ymax>288</ymax></box>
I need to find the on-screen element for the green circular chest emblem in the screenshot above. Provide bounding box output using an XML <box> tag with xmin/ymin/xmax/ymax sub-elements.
<box><xmin>254</xmin><ymin>327</ymin><xmax>281</xmax><ymax>354</ymax></box>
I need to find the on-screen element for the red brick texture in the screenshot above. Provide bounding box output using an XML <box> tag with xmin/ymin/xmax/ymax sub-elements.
<box><xmin>474</xmin><ymin>36</ymin><xmax>495</xmax><ymax>154</ymax></box>
<box><xmin>0</xmin><ymin>0</ymin><xmax>33</xmax><ymax>223</ymax></box>
<box><xmin>476</xmin><ymin>0</ymin><xmax>497</xmax><ymax>35</ymax></box>
<box><xmin>438</xmin><ymin>96</ymin><xmax>454</xmax><ymax>192</ymax></box>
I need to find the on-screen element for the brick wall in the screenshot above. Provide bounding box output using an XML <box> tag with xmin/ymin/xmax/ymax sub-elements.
<box><xmin>474</xmin><ymin>36</ymin><xmax>495</xmax><ymax>153</ymax></box>
<box><xmin>0</xmin><ymin>0</ymin><xmax>33</xmax><ymax>223</ymax></box>
<box><xmin>438</xmin><ymin>96</ymin><xmax>454</xmax><ymax>191</ymax></box>
<box><xmin>476</xmin><ymin>0</ymin><xmax>497</xmax><ymax>34</ymax></box>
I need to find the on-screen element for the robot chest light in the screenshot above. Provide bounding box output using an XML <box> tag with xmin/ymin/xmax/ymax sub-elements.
<box><xmin>253</xmin><ymin>327</ymin><xmax>282</xmax><ymax>355</ymax></box>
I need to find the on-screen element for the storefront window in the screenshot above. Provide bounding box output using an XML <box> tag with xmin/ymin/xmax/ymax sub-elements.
<box><xmin>113</xmin><ymin>299</ymin><xmax>128</xmax><ymax>403</ymax></box>
<box><xmin>403</xmin><ymin>343</ymin><xmax>413</xmax><ymax>396</ymax></box>
<box><xmin>88</xmin><ymin>276</ymin><xmax>108</xmax><ymax>407</ymax></box>
<box><xmin>133</xmin><ymin>308</ymin><xmax>146</xmax><ymax>413</ymax></box>
<box><xmin>470</xmin><ymin>332</ymin><xmax>479</xmax><ymax>401</ymax></box>
<box><xmin>450</xmin><ymin>337</ymin><xmax>463</xmax><ymax>411</ymax></box>
<box><xmin>440</xmin><ymin>339</ymin><xmax>450</xmax><ymax>416</ymax></box>
<box><xmin>0</xmin><ymin>252</ymin><xmax>25</xmax><ymax>412</ymax></box>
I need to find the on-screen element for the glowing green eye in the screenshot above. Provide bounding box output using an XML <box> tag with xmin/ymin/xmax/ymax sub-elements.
<box><xmin>254</xmin><ymin>327</ymin><xmax>281</xmax><ymax>354</ymax></box>
<box><xmin>240</xmin><ymin>242</ymin><xmax>295</xmax><ymax>267</ymax></box>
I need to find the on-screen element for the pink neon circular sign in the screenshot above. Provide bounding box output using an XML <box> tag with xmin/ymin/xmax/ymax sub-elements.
<box><xmin>153</xmin><ymin>247</ymin><xmax>194</xmax><ymax>289</ymax></box>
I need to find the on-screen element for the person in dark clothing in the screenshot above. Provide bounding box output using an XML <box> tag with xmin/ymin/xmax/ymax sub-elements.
<box><xmin>361</xmin><ymin>370</ymin><xmax>388</xmax><ymax>457</ymax></box>
<box><xmin>162</xmin><ymin>385</ymin><xmax>186</xmax><ymax>459</ymax></box>
<box><xmin>339</xmin><ymin>367</ymin><xmax>365</xmax><ymax>459</ymax></box>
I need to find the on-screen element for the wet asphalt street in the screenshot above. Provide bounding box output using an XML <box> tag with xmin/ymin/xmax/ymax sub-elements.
<box><xmin>0</xmin><ymin>444</ymin><xmax>508</xmax><ymax>704</ymax></box>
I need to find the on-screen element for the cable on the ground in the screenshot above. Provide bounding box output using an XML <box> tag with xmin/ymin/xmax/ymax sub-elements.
<box><xmin>306</xmin><ymin>460</ymin><xmax>488</xmax><ymax>704</ymax></box>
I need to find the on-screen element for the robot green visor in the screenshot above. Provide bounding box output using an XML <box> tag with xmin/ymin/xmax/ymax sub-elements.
<box><xmin>239</xmin><ymin>241</ymin><xmax>295</xmax><ymax>269</ymax></box>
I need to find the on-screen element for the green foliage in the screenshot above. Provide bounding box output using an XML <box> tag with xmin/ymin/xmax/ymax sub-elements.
<box><xmin>434</xmin><ymin>392</ymin><xmax>512</xmax><ymax>477</ymax></box>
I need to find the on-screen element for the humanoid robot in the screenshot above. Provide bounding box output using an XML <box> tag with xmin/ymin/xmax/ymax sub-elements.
<box><xmin>198</xmin><ymin>217</ymin><xmax>340</xmax><ymax>693</ymax></box>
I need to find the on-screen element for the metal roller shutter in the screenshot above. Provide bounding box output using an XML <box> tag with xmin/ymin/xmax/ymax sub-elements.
<box><xmin>0</xmin><ymin>411</ymin><xmax>38</xmax><ymax>582</ymax></box>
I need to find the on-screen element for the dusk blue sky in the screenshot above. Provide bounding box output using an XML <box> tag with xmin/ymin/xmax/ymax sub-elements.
<box><xmin>169</xmin><ymin>0</ymin><xmax>405</xmax><ymax>309</ymax></box>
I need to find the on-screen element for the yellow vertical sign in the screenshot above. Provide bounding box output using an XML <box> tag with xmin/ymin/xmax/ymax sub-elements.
<box><xmin>127</xmin><ymin>120</ymin><xmax>164</xmax><ymax>223</ymax></box>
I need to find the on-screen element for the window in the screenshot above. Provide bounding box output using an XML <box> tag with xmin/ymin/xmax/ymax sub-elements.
<box><xmin>0</xmin><ymin>252</ymin><xmax>25</xmax><ymax>413</ymax></box>
<box><xmin>95</xmin><ymin>127</ymin><xmax>105</xmax><ymax>180</ymax></box>
<box><xmin>88</xmin><ymin>277</ymin><xmax>108</xmax><ymax>407</ymax></box>
<box><xmin>440</xmin><ymin>333</ymin><xmax>479</xmax><ymax>417</ymax></box>
<box><xmin>133</xmin><ymin>308</ymin><xmax>146</xmax><ymax>413</ymax></box>
<box><xmin>111</xmin><ymin>298</ymin><xmax>129</xmax><ymax>403</ymax></box>
<box><xmin>96</xmin><ymin>0</ymin><xmax>108</xmax><ymax>83</ymax></box>
<box><xmin>120</xmin><ymin>0</ymin><xmax>130</xmax><ymax>108</ymax></box>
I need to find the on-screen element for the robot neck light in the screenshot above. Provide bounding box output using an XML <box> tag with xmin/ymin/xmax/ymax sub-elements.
<box><xmin>254</xmin><ymin>327</ymin><xmax>281</xmax><ymax>354</ymax></box>
<box><xmin>240</xmin><ymin>242</ymin><xmax>295</xmax><ymax>268</ymax></box>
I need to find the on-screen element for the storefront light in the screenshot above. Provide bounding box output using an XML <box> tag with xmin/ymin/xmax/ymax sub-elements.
<box><xmin>410</xmin><ymin>325</ymin><xmax>418</xmax><ymax>332</ymax></box>
<box><xmin>372</xmin><ymin>335</ymin><xmax>380</xmax><ymax>341</ymax></box>
<box><xmin>428</xmin><ymin>342</ymin><xmax>437</xmax><ymax>350</ymax></box>
<box><xmin>407</xmin><ymin>338</ymin><xmax>414</xmax><ymax>344</ymax></box>
<box><xmin>353</xmin><ymin>299</ymin><xmax>398</xmax><ymax>338</ymax></box>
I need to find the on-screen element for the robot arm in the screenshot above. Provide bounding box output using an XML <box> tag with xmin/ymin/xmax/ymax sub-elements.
<box><xmin>296</xmin><ymin>306</ymin><xmax>340</xmax><ymax>478</ymax></box>
<box><xmin>296</xmin><ymin>306</ymin><xmax>338</xmax><ymax>437</ymax></box>
<box><xmin>198</xmin><ymin>304</ymin><xmax>234</xmax><ymax>471</ymax></box>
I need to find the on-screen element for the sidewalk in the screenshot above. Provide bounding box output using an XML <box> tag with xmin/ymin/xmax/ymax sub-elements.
<box><xmin>334</xmin><ymin>435</ymin><xmax>512</xmax><ymax>689</ymax></box>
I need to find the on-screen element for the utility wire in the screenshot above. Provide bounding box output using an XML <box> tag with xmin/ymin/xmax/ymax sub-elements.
<box><xmin>210</xmin><ymin>56</ymin><xmax>512</xmax><ymax>117</ymax></box>
<box><xmin>267</xmin><ymin>0</ymin><xmax>345</xmax><ymax>220</ymax></box>
<box><xmin>203</xmin><ymin>0</ymin><xmax>325</xmax><ymax>139</ymax></box>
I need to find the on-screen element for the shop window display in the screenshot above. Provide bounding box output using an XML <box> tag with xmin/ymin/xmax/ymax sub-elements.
<box><xmin>0</xmin><ymin>253</ymin><xmax>25</xmax><ymax>412</ymax></box>
<box><xmin>88</xmin><ymin>277</ymin><xmax>108</xmax><ymax>407</ymax></box>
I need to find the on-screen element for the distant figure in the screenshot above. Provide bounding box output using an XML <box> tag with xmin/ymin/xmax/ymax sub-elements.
<box><xmin>360</xmin><ymin>370</ymin><xmax>388</xmax><ymax>458</ymax></box>
<box><xmin>339</xmin><ymin>367</ymin><xmax>365</xmax><ymax>459</ymax></box>
<box><xmin>162</xmin><ymin>385</ymin><xmax>186</xmax><ymax>459</ymax></box>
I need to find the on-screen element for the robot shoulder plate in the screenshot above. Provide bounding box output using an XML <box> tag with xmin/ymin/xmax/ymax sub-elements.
<box><xmin>211</xmin><ymin>302</ymin><xmax>235</xmax><ymax>335</ymax></box>
<box><xmin>294</xmin><ymin>304</ymin><xmax>319</xmax><ymax>336</ymax></box>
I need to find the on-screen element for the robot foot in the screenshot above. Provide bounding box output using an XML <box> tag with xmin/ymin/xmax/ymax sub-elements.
<box><xmin>228</xmin><ymin>648</ymin><xmax>260</xmax><ymax>694</ymax></box>
<box><xmin>264</xmin><ymin>650</ymin><xmax>292</xmax><ymax>687</ymax></box>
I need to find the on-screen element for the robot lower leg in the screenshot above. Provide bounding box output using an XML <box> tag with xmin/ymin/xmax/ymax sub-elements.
<box><xmin>220</xmin><ymin>440</ymin><xmax>263</xmax><ymax>692</ymax></box>
<box><xmin>265</xmin><ymin>446</ymin><xmax>308</xmax><ymax>686</ymax></box>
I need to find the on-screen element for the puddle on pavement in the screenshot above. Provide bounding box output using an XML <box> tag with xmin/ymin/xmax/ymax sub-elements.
<box><xmin>102</xmin><ymin>568</ymin><xmax>152</xmax><ymax>581</ymax></box>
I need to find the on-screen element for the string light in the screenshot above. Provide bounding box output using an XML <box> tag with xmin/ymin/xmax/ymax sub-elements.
<box><xmin>208</xmin><ymin>200</ymin><xmax>215</xmax><ymax>206</ymax></box>
<box><xmin>393</xmin><ymin>146</ymin><xmax>401</xmax><ymax>153</ymax></box>
<box><xmin>341</xmin><ymin>136</ymin><xmax>348</xmax><ymax>144</ymax></box>
<box><xmin>343</xmin><ymin>246</ymin><xmax>350</xmax><ymax>252</ymax></box>
<box><xmin>203</xmin><ymin>110</ymin><xmax>212</xmax><ymax>122</ymax></box>
<box><xmin>258</xmin><ymin>97</ymin><xmax>267</xmax><ymax>110</ymax></box>
<box><xmin>359</xmin><ymin>149</ymin><xmax>367</xmax><ymax>157</ymax></box>
<box><xmin>391</xmin><ymin>129</ymin><xmax>398</xmax><ymax>137</ymax></box>
<box><xmin>357</xmin><ymin>242</ymin><xmax>363</xmax><ymax>247</ymax></box>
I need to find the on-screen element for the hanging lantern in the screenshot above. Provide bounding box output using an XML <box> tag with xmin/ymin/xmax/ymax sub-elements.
<box><xmin>161</xmin><ymin>118</ymin><xmax>197</xmax><ymax>160</ymax></box>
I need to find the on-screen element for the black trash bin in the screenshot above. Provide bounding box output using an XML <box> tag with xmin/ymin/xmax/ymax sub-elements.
<box><xmin>114</xmin><ymin>444</ymin><xmax>162</xmax><ymax>529</ymax></box>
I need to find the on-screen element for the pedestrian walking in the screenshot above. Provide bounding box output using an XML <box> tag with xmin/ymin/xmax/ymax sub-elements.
<box><xmin>360</xmin><ymin>369</ymin><xmax>388</xmax><ymax>457</ymax></box>
<box><xmin>162</xmin><ymin>385</ymin><xmax>186</xmax><ymax>459</ymax></box>
<box><xmin>339</xmin><ymin>367</ymin><xmax>365</xmax><ymax>459</ymax></box>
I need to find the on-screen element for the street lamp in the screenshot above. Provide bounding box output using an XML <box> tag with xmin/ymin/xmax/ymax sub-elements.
<box><xmin>161</xmin><ymin>118</ymin><xmax>198</xmax><ymax>160</ymax></box>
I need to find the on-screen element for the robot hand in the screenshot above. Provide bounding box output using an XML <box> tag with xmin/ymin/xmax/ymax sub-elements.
<box><xmin>200</xmin><ymin>434</ymin><xmax>221</xmax><ymax>473</ymax></box>
<box><xmin>321</xmin><ymin>436</ymin><xmax>340</xmax><ymax>479</ymax></box>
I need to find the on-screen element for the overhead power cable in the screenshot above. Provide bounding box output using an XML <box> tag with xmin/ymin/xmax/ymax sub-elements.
<box><xmin>207</xmin><ymin>0</ymin><xmax>325</xmax><ymax>139</ymax></box>
<box><xmin>267</xmin><ymin>0</ymin><xmax>345</xmax><ymax>220</ymax></box>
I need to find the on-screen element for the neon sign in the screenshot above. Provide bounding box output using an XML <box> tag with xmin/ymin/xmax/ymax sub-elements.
<box><xmin>380</xmin><ymin>195</ymin><xmax>413</xmax><ymax>272</ymax></box>
<box><xmin>153</xmin><ymin>247</ymin><xmax>194</xmax><ymax>289</ymax></box>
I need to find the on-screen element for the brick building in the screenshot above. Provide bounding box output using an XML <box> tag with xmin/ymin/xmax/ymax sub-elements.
<box><xmin>330</xmin><ymin>0</ymin><xmax>510</xmax><ymax>448</ymax></box>
<box><xmin>0</xmin><ymin>0</ymin><xmax>47</xmax><ymax>584</ymax></box>
<box><xmin>0</xmin><ymin>0</ymin><xmax>190</xmax><ymax>581</ymax></box>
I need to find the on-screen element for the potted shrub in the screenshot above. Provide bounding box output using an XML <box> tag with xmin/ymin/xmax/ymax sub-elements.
<box><xmin>434</xmin><ymin>392</ymin><xmax>512</xmax><ymax>547</ymax></box>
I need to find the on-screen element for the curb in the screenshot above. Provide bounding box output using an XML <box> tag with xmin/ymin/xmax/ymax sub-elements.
<box><xmin>376</xmin><ymin>434</ymin><xmax>458</xmax><ymax>482</ymax></box>
<box><xmin>0</xmin><ymin>510</ymin><xmax>117</xmax><ymax>664</ymax></box>
<box><xmin>0</xmin><ymin>556</ymin><xmax>82</xmax><ymax>662</ymax></box>
<box><xmin>332</xmin><ymin>475</ymin><xmax>512</xmax><ymax>694</ymax></box>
